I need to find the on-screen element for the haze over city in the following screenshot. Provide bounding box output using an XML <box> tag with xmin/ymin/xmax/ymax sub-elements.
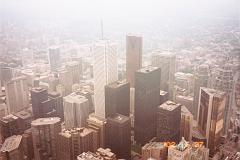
<box><xmin>0</xmin><ymin>0</ymin><xmax>239</xmax><ymax>160</ymax></box>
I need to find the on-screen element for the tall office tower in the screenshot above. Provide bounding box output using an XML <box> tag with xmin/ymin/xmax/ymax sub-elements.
<box><xmin>77</xmin><ymin>148</ymin><xmax>117</xmax><ymax>160</ymax></box>
<box><xmin>0</xmin><ymin>114</ymin><xmax>21</xmax><ymax>141</ymax></box>
<box><xmin>0</xmin><ymin>66</ymin><xmax>12</xmax><ymax>85</ymax></box>
<box><xmin>93</xmin><ymin>40</ymin><xmax>118</xmax><ymax>118</ymax></box>
<box><xmin>14</xmin><ymin>109</ymin><xmax>33</xmax><ymax>132</ymax></box>
<box><xmin>48</xmin><ymin>76</ymin><xmax>59</xmax><ymax>92</ymax></box>
<box><xmin>63</xmin><ymin>92</ymin><xmax>89</xmax><ymax>129</ymax></box>
<box><xmin>157</xmin><ymin>101</ymin><xmax>181</xmax><ymax>143</ymax></box>
<box><xmin>197</xmin><ymin>87</ymin><xmax>226</xmax><ymax>156</ymax></box>
<box><xmin>174</xmin><ymin>72</ymin><xmax>194</xmax><ymax>95</ymax></box>
<box><xmin>71</xmin><ymin>57</ymin><xmax>83</xmax><ymax>80</ymax></box>
<box><xmin>5</xmin><ymin>76</ymin><xmax>29</xmax><ymax>114</ymax></box>
<box><xmin>168</xmin><ymin>138</ymin><xmax>190</xmax><ymax>160</ymax></box>
<box><xmin>22</xmin><ymin>129</ymin><xmax>34</xmax><ymax>160</ymax></box>
<box><xmin>49</xmin><ymin>46</ymin><xmax>61</xmax><ymax>72</ymax></box>
<box><xmin>151</xmin><ymin>51</ymin><xmax>176</xmax><ymax>100</ymax></box>
<box><xmin>59</xmin><ymin>69</ymin><xmax>74</xmax><ymax>95</ymax></box>
<box><xmin>193</xmin><ymin>64</ymin><xmax>210</xmax><ymax>120</ymax></box>
<box><xmin>159</xmin><ymin>90</ymin><xmax>168</xmax><ymax>105</ymax></box>
<box><xmin>48</xmin><ymin>92</ymin><xmax>64</xmax><ymax>120</ymax></box>
<box><xmin>134</xmin><ymin>66</ymin><xmax>161</xmax><ymax>145</ymax></box>
<box><xmin>180</xmin><ymin>106</ymin><xmax>193</xmax><ymax>141</ymax></box>
<box><xmin>66</xmin><ymin>61</ymin><xmax>82</xmax><ymax>84</ymax></box>
<box><xmin>176</xmin><ymin>95</ymin><xmax>194</xmax><ymax>116</ymax></box>
<box><xmin>213</xmin><ymin>64</ymin><xmax>234</xmax><ymax>133</ymax></box>
<box><xmin>0</xmin><ymin>103</ymin><xmax>7</xmax><ymax>119</ymax></box>
<box><xmin>105</xmin><ymin>80</ymin><xmax>130</xmax><ymax>117</ymax></box>
<box><xmin>30</xmin><ymin>87</ymin><xmax>48</xmax><ymax>118</ymax></box>
<box><xmin>57</xmin><ymin>128</ymin><xmax>95</xmax><ymax>160</ymax></box>
<box><xmin>106</xmin><ymin>113</ymin><xmax>131</xmax><ymax>159</ymax></box>
<box><xmin>126</xmin><ymin>35</ymin><xmax>142</xmax><ymax>87</ymax></box>
<box><xmin>87</xmin><ymin>114</ymin><xmax>107</xmax><ymax>149</ymax></box>
<box><xmin>0</xmin><ymin>135</ymin><xmax>24</xmax><ymax>160</ymax></box>
<box><xmin>142</xmin><ymin>142</ymin><xmax>168</xmax><ymax>160</ymax></box>
<box><xmin>31</xmin><ymin>117</ymin><xmax>61</xmax><ymax>160</ymax></box>
<box><xmin>77</xmin><ymin>90</ymin><xmax>94</xmax><ymax>113</ymax></box>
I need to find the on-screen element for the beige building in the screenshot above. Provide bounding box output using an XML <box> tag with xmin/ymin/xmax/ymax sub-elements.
<box><xmin>180</xmin><ymin>106</ymin><xmax>193</xmax><ymax>141</ymax></box>
<box><xmin>142</xmin><ymin>142</ymin><xmax>168</xmax><ymax>160</ymax></box>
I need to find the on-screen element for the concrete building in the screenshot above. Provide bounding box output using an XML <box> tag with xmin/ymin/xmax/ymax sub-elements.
<box><xmin>0</xmin><ymin>114</ymin><xmax>21</xmax><ymax>141</ymax></box>
<box><xmin>180</xmin><ymin>106</ymin><xmax>193</xmax><ymax>141</ymax></box>
<box><xmin>168</xmin><ymin>138</ymin><xmax>190</xmax><ymax>160</ymax></box>
<box><xmin>213</xmin><ymin>64</ymin><xmax>234</xmax><ymax>133</ymax></box>
<box><xmin>48</xmin><ymin>92</ymin><xmax>64</xmax><ymax>120</ymax></box>
<box><xmin>93</xmin><ymin>40</ymin><xmax>118</xmax><ymax>118</ymax></box>
<box><xmin>142</xmin><ymin>142</ymin><xmax>168</xmax><ymax>160</ymax></box>
<box><xmin>87</xmin><ymin>114</ymin><xmax>107</xmax><ymax>150</ymax></box>
<box><xmin>193</xmin><ymin>64</ymin><xmax>210</xmax><ymax>120</ymax></box>
<box><xmin>197</xmin><ymin>87</ymin><xmax>226</xmax><ymax>156</ymax></box>
<box><xmin>5</xmin><ymin>76</ymin><xmax>29</xmax><ymax>114</ymax></box>
<box><xmin>30</xmin><ymin>87</ymin><xmax>48</xmax><ymax>118</ymax></box>
<box><xmin>66</xmin><ymin>61</ymin><xmax>82</xmax><ymax>84</ymax></box>
<box><xmin>31</xmin><ymin>117</ymin><xmax>61</xmax><ymax>160</ymax></box>
<box><xmin>0</xmin><ymin>135</ymin><xmax>24</xmax><ymax>160</ymax></box>
<box><xmin>63</xmin><ymin>92</ymin><xmax>89</xmax><ymax>129</ymax></box>
<box><xmin>126</xmin><ymin>34</ymin><xmax>142</xmax><ymax>87</ymax></box>
<box><xmin>151</xmin><ymin>51</ymin><xmax>176</xmax><ymax>100</ymax></box>
<box><xmin>134</xmin><ymin>66</ymin><xmax>161</xmax><ymax>145</ymax></box>
<box><xmin>49</xmin><ymin>46</ymin><xmax>61</xmax><ymax>72</ymax></box>
<box><xmin>57</xmin><ymin>128</ymin><xmax>95</xmax><ymax>160</ymax></box>
<box><xmin>105</xmin><ymin>80</ymin><xmax>130</xmax><ymax>117</ymax></box>
<box><xmin>159</xmin><ymin>90</ymin><xmax>169</xmax><ymax>105</ymax></box>
<box><xmin>157</xmin><ymin>101</ymin><xmax>181</xmax><ymax>143</ymax></box>
<box><xmin>106</xmin><ymin>113</ymin><xmax>131</xmax><ymax>159</ymax></box>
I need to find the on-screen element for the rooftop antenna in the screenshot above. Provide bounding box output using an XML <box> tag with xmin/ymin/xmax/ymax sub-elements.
<box><xmin>101</xmin><ymin>19</ymin><xmax>104</xmax><ymax>40</ymax></box>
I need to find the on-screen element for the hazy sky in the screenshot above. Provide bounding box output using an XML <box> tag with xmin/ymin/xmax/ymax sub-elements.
<box><xmin>1</xmin><ymin>0</ymin><xmax>239</xmax><ymax>21</ymax></box>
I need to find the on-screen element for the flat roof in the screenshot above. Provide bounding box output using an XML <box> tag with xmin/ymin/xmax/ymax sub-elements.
<box><xmin>1</xmin><ymin>135</ymin><xmax>22</xmax><ymax>152</ymax></box>
<box><xmin>31</xmin><ymin>117</ymin><xmax>60</xmax><ymax>126</ymax></box>
<box><xmin>158</xmin><ymin>101</ymin><xmax>181</xmax><ymax>111</ymax></box>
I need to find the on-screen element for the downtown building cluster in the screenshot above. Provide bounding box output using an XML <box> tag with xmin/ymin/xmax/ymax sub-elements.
<box><xmin>0</xmin><ymin>26</ymin><xmax>239</xmax><ymax>160</ymax></box>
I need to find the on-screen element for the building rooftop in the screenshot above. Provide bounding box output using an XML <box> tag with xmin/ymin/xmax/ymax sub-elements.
<box><xmin>31</xmin><ymin>117</ymin><xmax>61</xmax><ymax>126</ymax></box>
<box><xmin>137</xmin><ymin>66</ymin><xmax>159</xmax><ymax>74</ymax></box>
<box><xmin>142</xmin><ymin>142</ymin><xmax>166</xmax><ymax>150</ymax></box>
<box><xmin>158</xmin><ymin>101</ymin><xmax>181</xmax><ymax>111</ymax></box>
<box><xmin>106</xmin><ymin>80</ymin><xmax>129</xmax><ymax>89</ymax></box>
<box><xmin>1</xmin><ymin>114</ymin><xmax>19</xmax><ymax>123</ymax></box>
<box><xmin>201</xmin><ymin>87</ymin><xmax>226</xmax><ymax>98</ymax></box>
<box><xmin>64</xmin><ymin>92</ymin><xmax>88</xmax><ymax>104</ymax></box>
<box><xmin>0</xmin><ymin>135</ymin><xmax>22</xmax><ymax>152</ymax></box>
<box><xmin>14</xmin><ymin>109</ymin><xmax>32</xmax><ymax>119</ymax></box>
<box><xmin>107</xmin><ymin>113</ymin><xmax>129</xmax><ymax>124</ymax></box>
<box><xmin>31</xmin><ymin>87</ymin><xmax>47</xmax><ymax>93</ymax></box>
<box><xmin>160</xmin><ymin>90</ymin><xmax>168</xmax><ymax>96</ymax></box>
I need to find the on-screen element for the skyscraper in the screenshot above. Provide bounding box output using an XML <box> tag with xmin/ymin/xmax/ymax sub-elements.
<box><xmin>134</xmin><ymin>66</ymin><xmax>160</xmax><ymax>145</ymax></box>
<box><xmin>126</xmin><ymin>35</ymin><xmax>142</xmax><ymax>87</ymax></box>
<box><xmin>66</xmin><ymin>61</ymin><xmax>82</xmax><ymax>84</ymax></box>
<box><xmin>197</xmin><ymin>87</ymin><xmax>226</xmax><ymax>156</ymax></box>
<box><xmin>105</xmin><ymin>80</ymin><xmax>130</xmax><ymax>117</ymax></box>
<box><xmin>48</xmin><ymin>92</ymin><xmax>64</xmax><ymax>120</ymax></box>
<box><xmin>30</xmin><ymin>87</ymin><xmax>48</xmax><ymax>118</ymax></box>
<box><xmin>157</xmin><ymin>101</ymin><xmax>181</xmax><ymax>143</ymax></box>
<box><xmin>57</xmin><ymin>128</ymin><xmax>95</xmax><ymax>160</ymax></box>
<box><xmin>49</xmin><ymin>46</ymin><xmax>61</xmax><ymax>72</ymax></box>
<box><xmin>63</xmin><ymin>92</ymin><xmax>89</xmax><ymax>129</ymax></box>
<box><xmin>193</xmin><ymin>64</ymin><xmax>210</xmax><ymax>119</ymax></box>
<box><xmin>213</xmin><ymin>64</ymin><xmax>234</xmax><ymax>133</ymax></box>
<box><xmin>93</xmin><ymin>40</ymin><xmax>118</xmax><ymax>118</ymax></box>
<box><xmin>106</xmin><ymin>113</ymin><xmax>131</xmax><ymax>159</ymax></box>
<box><xmin>31</xmin><ymin>117</ymin><xmax>61</xmax><ymax>160</ymax></box>
<box><xmin>180</xmin><ymin>105</ymin><xmax>193</xmax><ymax>141</ymax></box>
<box><xmin>0</xmin><ymin>135</ymin><xmax>24</xmax><ymax>160</ymax></box>
<box><xmin>151</xmin><ymin>51</ymin><xmax>176</xmax><ymax>100</ymax></box>
<box><xmin>142</xmin><ymin>142</ymin><xmax>168</xmax><ymax>160</ymax></box>
<box><xmin>5</xmin><ymin>76</ymin><xmax>29</xmax><ymax>114</ymax></box>
<box><xmin>87</xmin><ymin>114</ymin><xmax>107</xmax><ymax>150</ymax></box>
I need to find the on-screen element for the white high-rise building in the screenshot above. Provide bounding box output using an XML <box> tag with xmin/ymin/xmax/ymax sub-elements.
<box><xmin>93</xmin><ymin>40</ymin><xmax>118</xmax><ymax>118</ymax></box>
<box><xmin>5</xmin><ymin>76</ymin><xmax>29</xmax><ymax>114</ymax></box>
<box><xmin>63</xmin><ymin>92</ymin><xmax>89</xmax><ymax>129</ymax></box>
